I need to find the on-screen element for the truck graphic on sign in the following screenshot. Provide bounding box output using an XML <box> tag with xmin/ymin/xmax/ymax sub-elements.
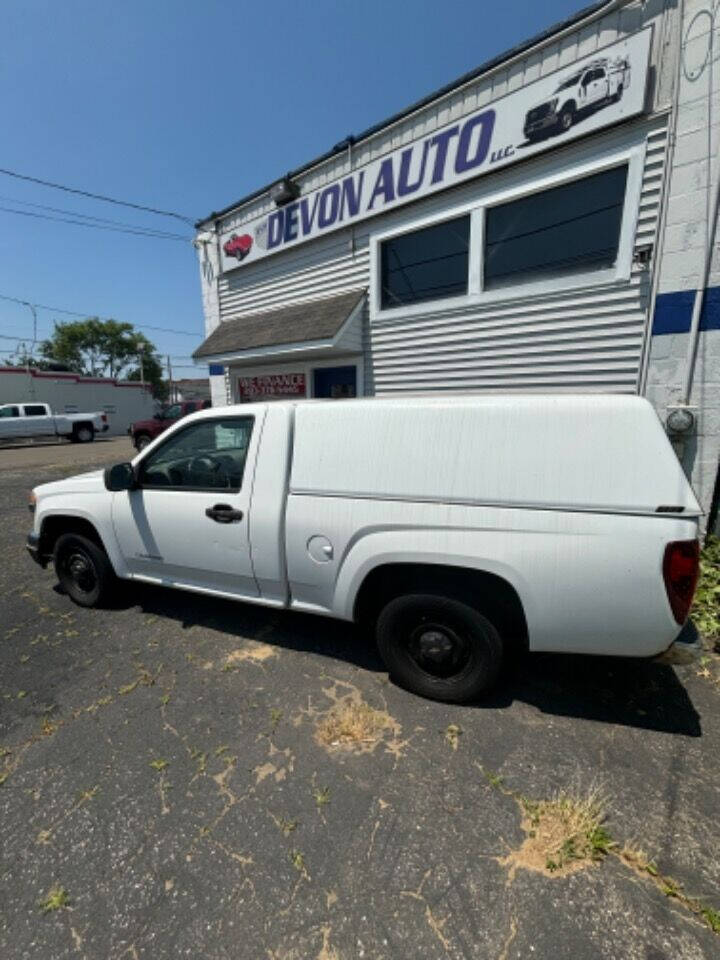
<box><xmin>523</xmin><ymin>56</ymin><xmax>630</xmax><ymax>142</ymax></box>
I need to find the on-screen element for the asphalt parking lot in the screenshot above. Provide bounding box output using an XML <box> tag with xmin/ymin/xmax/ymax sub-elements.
<box><xmin>1</xmin><ymin>439</ymin><xmax>719</xmax><ymax>959</ymax></box>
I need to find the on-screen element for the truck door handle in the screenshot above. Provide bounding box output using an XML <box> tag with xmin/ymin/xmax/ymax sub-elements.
<box><xmin>205</xmin><ymin>503</ymin><xmax>243</xmax><ymax>523</ymax></box>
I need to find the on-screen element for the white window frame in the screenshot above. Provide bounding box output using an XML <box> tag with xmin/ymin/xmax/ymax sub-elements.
<box><xmin>369</xmin><ymin>135</ymin><xmax>646</xmax><ymax>322</ymax></box>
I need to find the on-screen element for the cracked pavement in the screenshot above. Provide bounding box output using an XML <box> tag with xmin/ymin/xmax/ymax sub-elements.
<box><xmin>1</xmin><ymin>438</ymin><xmax>719</xmax><ymax>959</ymax></box>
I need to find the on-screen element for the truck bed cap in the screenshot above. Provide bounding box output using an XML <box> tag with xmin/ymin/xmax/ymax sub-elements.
<box><xmin>285</xmin><ymin>394</ymin><xmax>700</xmax><ymax>517</ymax></box>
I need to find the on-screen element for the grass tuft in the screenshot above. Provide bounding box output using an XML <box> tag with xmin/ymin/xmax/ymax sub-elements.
<box><xmin>38</xmin><ymin>886</ymin><xmax>70</xmax><ymax>912</ymax></box>
<box><xmin>445</xmin><ymin>723</ymin><xmax>462</xmax><ymax>751</ymax></box>
<box><xmin>508</xmin><ymin>787</ymin><xmax>613</xmax><ymax>876</ymax></box>
<box><xmin>149</xmin><ymin>758</ymin><xmax>169</xmax><ymax>771</ymax></box>
<box><xmin>316</xmin><ymin>698</ymin><xmax>392</xmax><ymax>748</ymax></box>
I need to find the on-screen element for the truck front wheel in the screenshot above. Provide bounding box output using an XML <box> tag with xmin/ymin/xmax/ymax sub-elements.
<box><xmin>54</xmin><ymin>533</ymin><xmax>117</xmax><ymax>608</ymax></box>
<box><xmin>557</xmin><ymin>104</ymin><xmax>575</xmax><ymax>132</ymax></box>
<box><xmin>134</xmin><ymin>433</ymin><xmax>151</xmax><ymax>451</ymax></box>
<box><xmin>375</xmin><ymin>594</ymin><xmax>503</xmax><ymax>702</ymax></box>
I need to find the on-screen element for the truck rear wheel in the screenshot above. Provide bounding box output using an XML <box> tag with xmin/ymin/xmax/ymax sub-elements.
<box><xmin>54</xmin><ymin>533</ymin><xmax>116</xmax><ymax>608</ymax></box>
<box><xmin>72</xmin><ymin>423</ymin><xmax>95</xmax><ymax>443</ymax></box>
<box><xmin>375</xmin><ymin>593</ymin><xmax>503</xmax><ymax>702</ymax></box>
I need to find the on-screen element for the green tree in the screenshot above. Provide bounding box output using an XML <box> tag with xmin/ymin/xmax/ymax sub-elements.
<box><xmin>40</xmin><ymin>318</ymin><xmax>166</xmax><ymax>398</ymax></box>
<box><xmin>126</xmin><ymin>353</ymin><xmax>168</xmax><ymax>402</ymax></box>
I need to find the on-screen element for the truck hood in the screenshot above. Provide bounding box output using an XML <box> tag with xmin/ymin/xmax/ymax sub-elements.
<box><xmin>34</xmin><ymin>469</ymin><xmax>105</xmax><ymax>498</ymax></box>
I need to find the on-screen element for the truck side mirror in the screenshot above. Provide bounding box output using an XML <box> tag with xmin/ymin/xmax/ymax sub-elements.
<box><xmin>104</xmin><ymin>462</ymin><xmax>136</xmax><ymax>492</ymax></box>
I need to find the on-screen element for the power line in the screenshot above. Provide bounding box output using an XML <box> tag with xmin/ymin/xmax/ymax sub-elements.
<box><xmin>0</xmin><ymin>193</ymin><xmax>193</xmax><ymax>238</ymax></box>
<box><xmin>0</xmin><ymin>203</ymin><xmax>191</xmax><ymax>241</ymax></box>
<box><xmin>0</xmin><ymin>292</ymin><xmax>201</xmax><ymax>338</ymax></box>
<box><xmin>0</xmin><ymin>166</ymin><xmax>195</xmax><ymax>225</ymax></box>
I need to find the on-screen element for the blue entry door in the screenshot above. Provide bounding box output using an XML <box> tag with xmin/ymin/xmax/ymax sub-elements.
<box><xmin>313</xmin><ymin>365</ymin><xmax>357</xmax><ymax>399</ymax></box>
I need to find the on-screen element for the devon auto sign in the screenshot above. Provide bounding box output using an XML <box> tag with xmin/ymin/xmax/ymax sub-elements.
<box><xmin>220</xmin><ymin>29</ymin><xmax>651</xmax><ymax>272</ymax></box>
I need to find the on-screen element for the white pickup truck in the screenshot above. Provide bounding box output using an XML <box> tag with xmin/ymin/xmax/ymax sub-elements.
<box><xmin>26</xmin><ymin>395</ymin><xmax>701</xmax><ymax>702</ymax></box>
<box><xmin>523</xmin><ymin>56</ymin><xmax>630</xmax><ymax>141</ymax></box>
<box><xmin>0</xmin><ymin>402</ymin><xmax>108</xmax><ymax>443</ymax></box>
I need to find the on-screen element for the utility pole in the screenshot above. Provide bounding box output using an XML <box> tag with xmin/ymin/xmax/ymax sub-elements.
<box><xmin>138</xmin><ymin>346</ymin><xmax>145</xmax><ymax>386</ymax></box>
<box><xmin>166</xmin><ymin>354</ymin><xmax>174</xmax><ymax>404</ymax></box>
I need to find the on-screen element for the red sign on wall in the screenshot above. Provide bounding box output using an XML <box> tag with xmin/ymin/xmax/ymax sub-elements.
<box><xmin>238</xmin><ymin>373</ymin><xmax>306</xmax><ymax>401</ymax></box>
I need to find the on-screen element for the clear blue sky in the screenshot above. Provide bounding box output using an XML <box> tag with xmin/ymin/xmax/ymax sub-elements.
<box><xmin>0</xmin><ymin>0</ymin><xmax>585</xmax><ymax>374</ymax></box>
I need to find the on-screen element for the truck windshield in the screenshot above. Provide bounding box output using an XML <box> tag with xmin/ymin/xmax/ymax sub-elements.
<box><xmin>555</xmin><ymin>71</ymin><xmax>583</xmax><ymax>92</ymax></box>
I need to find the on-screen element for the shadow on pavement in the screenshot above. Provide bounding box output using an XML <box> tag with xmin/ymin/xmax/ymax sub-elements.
<box><xmin>133</xmin><ymin>583</ymin><xmax>702</xmax><ymax>738</ymax></box>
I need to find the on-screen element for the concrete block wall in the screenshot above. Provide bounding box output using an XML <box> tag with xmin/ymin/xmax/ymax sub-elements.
<box><xmin>645</xmin><ymin>0</ymin><xmax>720</xmax><ymax>532</ymax></box>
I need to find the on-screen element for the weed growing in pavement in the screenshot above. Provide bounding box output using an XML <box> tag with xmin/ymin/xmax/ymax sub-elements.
<box><xmin>485</xmin><ymin>763</ymin><xmax>720</xmax><ymax>938</ymax></box>
<box><xmin>445</xmin><ymin>723</ymin><xmax>462</xmax><ymax>750</ymax></box>
<box><xmin>314</xmin><ymin>786</ymin><xmax>331</xmax><ymax>809</ymax></box>
<box><xmin>316</xmin><ymin>698</ymin><xmax>392</xmax><ymax>748</ymax></box>
<box><xmin>509</xmin><ymin>787</ymin><xmax>614</xmax><ymax>875</ymax></box>
<box><xmin>621</xmin><ymin>844</ymin><xmax>720</xmax><ymax>935</ymax></box>
<box><xmin>38</xmin><ymin>886</ymin><xmax>70</xmax><ymax>912</ymax></box>
<box><xmin>290</xmin><ymin>849</ymin><xmax>306</xmax><ymax>872</ymax></box>
<box><xmin>149</xmin><ymin>758</ymin><xmax>169</xmax><ymax>771</ymax></box>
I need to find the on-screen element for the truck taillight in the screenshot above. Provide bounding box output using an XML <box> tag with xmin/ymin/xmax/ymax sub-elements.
<box><xmin>101</xmin><ymin>414</ymin><xmax>107</xmax><ymax>423</ymax></box>
<box><xmin>662</xmin><ymin>540</ymin><xmax>700</xmax><ymax>625</ymax></box>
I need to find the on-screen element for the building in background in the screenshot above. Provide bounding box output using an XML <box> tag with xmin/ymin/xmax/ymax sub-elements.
<box><xmin>193</xmin><ymin>0</ymin><xmax>720</xmax><ymax>533</ymax></box>
<box><xmin>0</xmin><ymin>365</ymin><xmax>155</xmax><ymax>436</ymax></box>
<box><xmin>171</xmin><ymin>377</ymin><xmax>211</xmax><ymax>403</ymax></box>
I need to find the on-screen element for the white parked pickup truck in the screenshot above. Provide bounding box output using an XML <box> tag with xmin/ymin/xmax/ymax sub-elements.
<box><xmin>0</xmin><ymin>402</ymin><xmax>108</xmax><ymax>443</ymax></box>
<box><xmin>26</xmin><ymin>395</ymin><xmax>702</xmax><ymax>702</ymax></box>
<box><xmin>523</xmin><ymin>56</ymin><xmax>630</xmax><ymax>141</ymax></box>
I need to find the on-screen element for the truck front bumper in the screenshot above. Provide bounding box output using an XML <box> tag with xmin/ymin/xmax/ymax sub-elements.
<box><xmin>26</xmin><ymin>531</ymin><xmax>49</xmax><ymax>568</ymax></box>
<box><xmin>524</xmin><ymin>114</ymin><xmax>558</xmax><ymax>136</ymax></box>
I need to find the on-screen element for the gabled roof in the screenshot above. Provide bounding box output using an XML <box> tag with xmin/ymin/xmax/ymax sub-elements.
<box><xmin>193</xmin><ymin>289</ymin><xmax>365</xmax><ymax>360</ymax></box>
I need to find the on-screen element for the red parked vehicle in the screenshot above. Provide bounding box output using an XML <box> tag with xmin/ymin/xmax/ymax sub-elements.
<box><xmin>130</xmin><ymin>400</ymin><xmax>210</xmax><ymax>451</ymax></box>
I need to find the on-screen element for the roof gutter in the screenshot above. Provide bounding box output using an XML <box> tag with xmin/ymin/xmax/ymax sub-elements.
<box><xmin>197</xmin><ymin>0</ymin><xmax>626</xmax><ymax>229</ymax></box>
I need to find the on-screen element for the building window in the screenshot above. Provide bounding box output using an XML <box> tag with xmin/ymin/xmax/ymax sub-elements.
<box><xmin>483</xmin><ymin>164</ymin><xmax>628</xmax><ymax>289</ymax></box>
<box><xmin>380</xmin><ymin>214</ymin><xmax>470</xmax><ymax>309</ymax></box>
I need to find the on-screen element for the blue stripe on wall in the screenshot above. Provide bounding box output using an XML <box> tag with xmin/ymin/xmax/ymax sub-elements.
<box><xmin>653</xmin><ymin>285</ymin><xmax>720</xmax><ymax>335</ymax></box>
<box><xmin>208</xmin><ymin>364</ymin><xmax>224</xmax><ymax>376</ymax></box>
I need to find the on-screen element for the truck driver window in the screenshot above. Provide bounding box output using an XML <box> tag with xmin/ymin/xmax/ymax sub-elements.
<box><xmin>483</xmin><ymin>164</ymin><xmax>628</xmax><ymax>288</ymax></box>
<box><xmin>24</xmin><ymin>405</ymin><xmax>47</xmax><ymax>416</ymax></box>
<box><xmin>380</xmin><ymin>214</ymin><xmax>470</xmax><ymax>309</ymax></box>
<box><xmin>139</xmin><ymin>417</ymin><xmax>254</xmax><ymax>492</ymax></box>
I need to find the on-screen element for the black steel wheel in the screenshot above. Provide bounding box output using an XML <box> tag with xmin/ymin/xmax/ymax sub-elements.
<box><xmin>54</xmin><ymin>533</ymin><xmax>116</xmax><ymax>608</ymax></box>
<box><xmin>376</xmin><ymin>593</ymin><xmax>503</xmax><ymax>702</ymax></box>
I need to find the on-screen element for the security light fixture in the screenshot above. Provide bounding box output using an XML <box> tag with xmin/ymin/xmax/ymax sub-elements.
<box><xmin>270</xmin><ymin>176</ymin><xmax>300</xmax><ymax>207</ymax></box>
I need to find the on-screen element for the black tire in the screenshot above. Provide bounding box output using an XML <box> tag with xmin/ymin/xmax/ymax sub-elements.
<box><xmin>612</xmin><ymin>83</ymin><xmax>623</xmax><ymax>103</ymax></box>
<box><xmin>134</xmin><ymin>433</ymin><xmax>151</xmax><ymax>451</ymax></box>
<box><xmin>72</xmin><ymin>423</ymin><xmax>95</xmax><ymax>443</ymax></box>
<box><xmin>54</xmin><ymin>533</ymin><xmax>116</xmax><ymax>608</ymax></box>
<box><xmin>557</xmin><ymin>104</ymin><xmax>575</xmax><ymax>133</ymax></box>
<box><xmin>376</xmin><ymin>593</ymin><xmax>503</xmax><ymax>703</ymax></box>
